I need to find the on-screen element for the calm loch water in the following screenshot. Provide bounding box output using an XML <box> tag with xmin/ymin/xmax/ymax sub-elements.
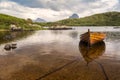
<box><xmin>0</xmin><ymin>27</ymin><xmax>120</xmax><ymax>80</ymax></box>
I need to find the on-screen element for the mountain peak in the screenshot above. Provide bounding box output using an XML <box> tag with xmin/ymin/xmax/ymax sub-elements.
<box><xmin>69</xmin><ymin>13</ymin><xmax>79</xmax><ymax>18</ymax></box>
<box><xmin>35</xmin><ymin>18</ymin><xmax>46</xmax><ymax>22</ymax></box>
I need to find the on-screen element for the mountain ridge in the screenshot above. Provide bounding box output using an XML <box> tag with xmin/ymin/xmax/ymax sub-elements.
<box><xmin>55</xmin><ymin>11</ymin><xmax>120</xmax><ymax>26</ymax></box>
<box><xmin>34</xmin><ymin>18</ymin><xmax>46</xmax><ymax>22</ymax></box>
<box><xmin>69</xmin><ymin>13</ymin><xmax>79</xmax><ymax>19</ymax></box>
<box><xmin>0</xmin><ymin>11</ymin><xmax>120</xmax><ymax>28</ymax></box>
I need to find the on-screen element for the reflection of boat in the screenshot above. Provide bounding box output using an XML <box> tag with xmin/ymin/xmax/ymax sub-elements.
<box><xmin>79</xmin><ymin>41</ymin><xmax>105</xmax><ymax>64</ymax></box>
<box><xmin>80</xmin><ymin>29</ymin><xmax>106</xmax><ymax>45</ymax></box>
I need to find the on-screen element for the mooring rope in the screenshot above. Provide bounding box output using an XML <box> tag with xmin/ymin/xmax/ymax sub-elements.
<box><xmin>94</xmin><ymin>61</ymin><xmax>109</xmax><ymax>80</ymax></box>
<box><xmin>35</xmin><ymin>53</ymin><xmax>109</xmax><ymax>80</ymax></box>
<box><xmin>84</xmin><ymin>55</ymin><xmax>109</xmax><ymax>80</ymax></box>
<box><xmin>36</xmin><ymin>59</ymin><xmax>78</xmax><ymax>80</ymax></box>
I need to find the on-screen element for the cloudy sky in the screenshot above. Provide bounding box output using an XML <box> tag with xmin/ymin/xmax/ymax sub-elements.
<box><xmin>0</xmin><ymin>0</ymin><xmax>120</xmax><ymax>21</ymax></box>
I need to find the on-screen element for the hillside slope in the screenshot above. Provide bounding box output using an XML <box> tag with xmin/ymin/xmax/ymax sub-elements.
<box><xmin>0</xmin><ymin>14</ymin><xmax>40</xmax><ymax>30</ymax></box>
<box><xmin>56</xmin><ymin>12</ymin><xmax>120</xmax><ymax>26</ymax></box>
<box><xmin>37</xmin><ymin>12</ymin><xmax>120</xmax><ymax>26</ymax></box>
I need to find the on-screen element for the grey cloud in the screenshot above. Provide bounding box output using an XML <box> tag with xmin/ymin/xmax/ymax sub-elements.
<box><xmin>115</xmin><ymin>0</ymin><xmax>120</xmax><ymax>10</ymax></box>
<box><xmin>10</xmin><ymin>0</ymin><xmax>45</xmax><ymax>8</ymax></box>
<box><xmin>8</xmin><ymin>0</ymin><xmax>120</xmax><ymax>12</ymax></box>
<box><xmin>81</xmin><ymin>0</ymin><xmax>99</xmax><ymax>3</ymax></box>
<box><xmin>9</xmin><ymin>0</ymin><xmax>102</xmax><ymax>11</ymax></box>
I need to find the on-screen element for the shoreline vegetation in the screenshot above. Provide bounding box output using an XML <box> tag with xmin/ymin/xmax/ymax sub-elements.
<box><xmin>0</xmin><ymin>14</ymin><xmax>44</xmax><ymax>31</ymax></box>
<box><xmin>0</xmin><ymin>11</ymin><xmax>120</xmax><ymax>31</ymax></box>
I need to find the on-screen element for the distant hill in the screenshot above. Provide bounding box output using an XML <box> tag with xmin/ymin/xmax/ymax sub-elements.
<box><xmin>1</xmin><ymin>12</ymin><xmax>120</xmax><ymax>29</ymax></box>
<box><xmin>69</xmin><ymin>13</ymin><xmax>79</xmax><ymax>19</ymax></box>
<box><xmin>56</xmin><ymin>12</ymin><xmax>120</xmax><ymax>26</ymax></box>
<box><xmin>0</xmin><ymin>14</ymin><xmax>26</xmax><ymax>29</ymax></box>
<box><xmin>38</xmin><ymin>11</ymin><xmax>120</xmax><ymax>26</ymax></box>
<box><xmin>34</xmin><ymin>18</ymin><xmax>46</xmax><ymax>22</ymax></box>
<box><xmin>0</xmin><ymin>14</ymin><xmax>41</xmax><ymax>30</ymax></box>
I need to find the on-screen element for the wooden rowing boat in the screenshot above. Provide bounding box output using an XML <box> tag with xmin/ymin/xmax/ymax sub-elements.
<box><xmin>80</xmin><ymin>29</ymin><xmax>106</xmax><ymax>45</ymax></box>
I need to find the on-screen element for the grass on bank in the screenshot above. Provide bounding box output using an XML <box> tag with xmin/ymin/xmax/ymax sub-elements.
<box><xmin>0</xmin><ymin>14</ymin><xmax>44</xmax><ymax>30</ymax></box>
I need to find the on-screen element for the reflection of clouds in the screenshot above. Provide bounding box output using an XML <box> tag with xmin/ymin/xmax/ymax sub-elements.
<box><xmin>105</xmin><ymin>31</ymin><xmax>120</xmax><ymax>58</ymax></box>
<box><xmin>105</xmin><ymin>41</ymin><xmax>120</xmax><ymax>58</ymax></box>
<box><xmin>0</xmin><ymin>27</ymin><xmax>120</xmax><ymax>59</ymax></box>
<box><xmin>106</xmin><ymin>32</ymin><xmax>120</xmax><ymax>41</ymax></box>
<box><xmin>17</xmin><ymin>31</ymin><xmax>74</xmax><ymax>48</ymax></box>
<box><xmin>69</xmin><ymin>31</ymin><xmax>78</xmax><ymax>39</ymax></box>
<box><xmin>74</xmin><ymin>27</ymin><xmax>120</xmax><ymax>32</ymax></box>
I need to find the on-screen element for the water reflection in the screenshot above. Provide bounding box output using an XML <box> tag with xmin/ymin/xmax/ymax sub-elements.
<box><xmin>0</xmin><ymin>27</ymin><xmax>120</xmax><ymax>80</ymax></box>
<box><xmin>0</xmin><ymin>31</ymin><xmax>34</xmax><ymax>44</ymax></box>
<box><xmin>69</xmin><ymin>31</ymin><xmax>78</xmax><ymax>39</ymax></box>
<box><xmin>79</xmin><ymin>41</ymin><xmax>106</xmax><ymax>64</ymax></box>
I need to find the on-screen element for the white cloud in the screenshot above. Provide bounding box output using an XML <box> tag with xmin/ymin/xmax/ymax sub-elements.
<box><xmin>0</xmin><ymin>1</ymin><xmax>72</xmax><ymax>21</ymax></box>
<box><xmin>89</xmin><ymin>0</ymin><xmax>119</xmax><ymax>13</ymax></box>
<box><xmin>0</xmin><ymin>0</ymin><xmax>119</xmax><ymax>21</ymax></box>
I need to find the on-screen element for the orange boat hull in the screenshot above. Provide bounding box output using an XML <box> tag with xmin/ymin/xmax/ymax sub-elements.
<box><xmin>80</xmin><ymin>32</ymin><xmax>106</xmax><ymax>45</ymax></box>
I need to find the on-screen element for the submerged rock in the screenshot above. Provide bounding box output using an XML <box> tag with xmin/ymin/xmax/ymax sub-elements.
<box><xmin>11</xmin><ymin>43</ymin><xmax>17</xmax><ymax>49</ymax></box>
<box><xmin>4</xmin><ymin>43</ymin><xmax>17</xmax><ymax>51</ymax></box>
<box><xmin>4</xmin><ymin>44</ymin><xmax>12</xmax><ymax>51</ymax></box>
